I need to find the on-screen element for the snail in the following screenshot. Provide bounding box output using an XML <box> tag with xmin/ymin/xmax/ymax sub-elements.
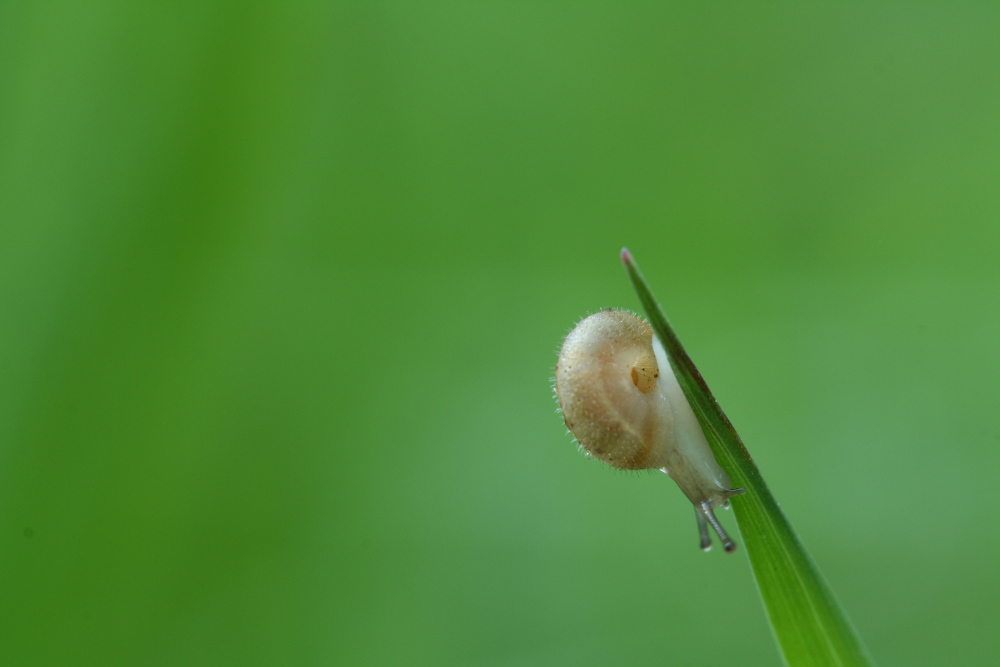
<box><xmin>555</xmin><ymin>309</ymin><xmax>744</xmax><ymax>552</ymax></box>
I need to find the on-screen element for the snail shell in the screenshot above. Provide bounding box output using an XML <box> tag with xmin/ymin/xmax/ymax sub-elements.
<box><xmin>555</xmin><ymin>309</ymin><xmax>744</xmax><ymax>552</ymax></box>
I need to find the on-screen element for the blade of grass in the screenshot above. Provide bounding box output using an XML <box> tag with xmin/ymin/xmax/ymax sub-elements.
<box><xmin>621</xmin><ymin>248</ymin><xmax>875</xmax><ymax>667</ymax></box>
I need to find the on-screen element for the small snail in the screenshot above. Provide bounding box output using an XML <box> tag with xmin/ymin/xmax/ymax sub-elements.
<box><xmin>555</xmin><ymin>309</ymin><xmax>744</xmax><ymax>552</ymax></box>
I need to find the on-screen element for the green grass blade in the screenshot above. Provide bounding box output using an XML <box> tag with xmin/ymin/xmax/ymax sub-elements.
<box><xmin>621</xmin><ymin>248</ymin><xmax>875</xmax><ymax>667</ymax></box>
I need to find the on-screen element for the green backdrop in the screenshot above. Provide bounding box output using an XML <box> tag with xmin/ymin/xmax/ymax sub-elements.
<box><xmin>2</xmin><ymin>3</ymin><xmax>999</xmax><ymax>666</ymax></box>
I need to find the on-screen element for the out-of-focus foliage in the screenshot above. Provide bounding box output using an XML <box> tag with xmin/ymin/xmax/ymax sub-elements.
<box><xmin>1</xmin><ymin>4</ymin><xmax>999</xmax><ymax>666</ymax></box>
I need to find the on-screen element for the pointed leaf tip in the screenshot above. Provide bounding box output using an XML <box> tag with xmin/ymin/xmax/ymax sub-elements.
<box><xmin>620</xmin><ymin>247</ymin><xmax>633</xmax><ymax>265</ymax></box>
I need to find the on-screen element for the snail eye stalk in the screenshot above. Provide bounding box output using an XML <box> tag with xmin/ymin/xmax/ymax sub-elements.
<box><xmin>692</xmin><ymin>498</ymin><xmax>741</xmax><ymax>553</ymax></box>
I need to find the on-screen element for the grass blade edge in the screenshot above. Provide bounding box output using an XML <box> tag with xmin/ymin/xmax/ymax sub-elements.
<box><xmin>621</xmin><ymin>248</ymin><xmax>875</xmax><ymax>667</ymax></box>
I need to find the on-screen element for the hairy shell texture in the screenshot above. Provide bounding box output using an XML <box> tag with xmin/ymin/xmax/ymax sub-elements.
<box><xmin>555</xmin><ymin>309</ymin><xmax>738</xmax><ymax>511</ymax></box>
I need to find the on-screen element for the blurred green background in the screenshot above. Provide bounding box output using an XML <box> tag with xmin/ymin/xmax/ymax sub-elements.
<box><xmin>2</xmin><ymin>3</ymin><xmax>999</xmax><ymax>666</ymax></box>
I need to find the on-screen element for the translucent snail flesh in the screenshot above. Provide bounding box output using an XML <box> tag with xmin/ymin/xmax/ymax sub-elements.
<box><xmin>555</xmin><ymin>309</ymin><xmax>744</xmax><ymax>552</ymax></box>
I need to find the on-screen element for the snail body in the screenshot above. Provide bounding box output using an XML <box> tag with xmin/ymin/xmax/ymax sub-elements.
<box><xmin>555</xmin><ymin>309</ymin><xmax>744</xmax><ymax>552</ymax></box>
